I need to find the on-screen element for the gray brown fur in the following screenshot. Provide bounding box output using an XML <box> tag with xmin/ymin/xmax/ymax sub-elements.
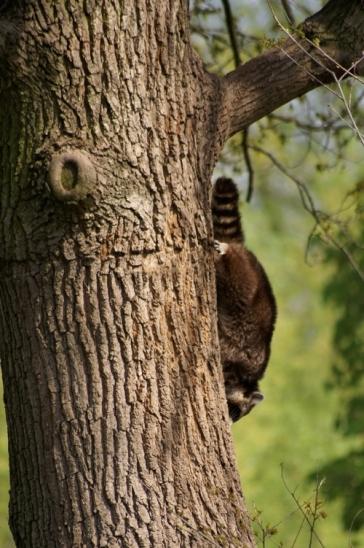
<box><xmin>213</xmin><ymin>177</ymin><xmax>276</xmax><ymax>422</ymax></box>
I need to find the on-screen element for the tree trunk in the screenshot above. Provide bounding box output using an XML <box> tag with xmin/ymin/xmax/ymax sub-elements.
<box><xmin>1</xmin><ymin>0</ymin><xmax>364</xmax><ymax>546</ymax></box>
<box><xmin>0</xmin><ymin>1</ymin><xmax>251</xmax><ymax>546</ymax></box>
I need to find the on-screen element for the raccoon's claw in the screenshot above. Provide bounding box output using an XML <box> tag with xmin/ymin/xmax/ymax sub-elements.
<box><xmin>214</xmin><ymin>240</ymin><xmax>229</xmax><ymax>255</ymax></box>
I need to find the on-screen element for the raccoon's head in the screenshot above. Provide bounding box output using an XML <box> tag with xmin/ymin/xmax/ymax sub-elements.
<box><xmin>227</xmin><ymin>389</ymin><xmax>264</xmax><ymax>423</ymax></box>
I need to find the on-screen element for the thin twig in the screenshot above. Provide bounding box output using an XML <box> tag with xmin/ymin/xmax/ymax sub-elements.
<box><xmin>333</xmin><ymin>75</ymin><xmax>364</xmax><ymax>146</ymax></box>
<box><xmin>268</xmin><ymin>0</ymin><xmax>364</xmax><ymax>87</ymax></box>
<box><xmin>308</xmin><ymin>476</ymin><xmax>321</xmax><ymax>548</ymax></box>
<box><xmin>221</xmin><ymin>0</ymin><xmax>255</xmax><ymax>200</ymax></box>
<box><xmin>267</xmin><ymin>0</ymin><xmax>337</xmax><ymax>75</ymax></box>
<box><xmin>221</xmin><ymin>0</ymin><xmax>241</xmax><ymax>67</ymax></box>
<box><xmin>291</xmin><ymin>515</ymin><xmax>306</xmax><ymax>548</ymax></box>
<box><xmin>329</xmin><ymin>103</ymin><xmax>364</xmax><ymax>145</ymax></box>
<box><xmin>338</xmin><ymin>55</ymin><xmax>364</xmax><ymax>84</ymax></box>
<box><xmin>268</xmin><ymin>0</ymin><xmax>364</xmax><ymax>149</ymax></box>
<box><xmin>277</xmin><ymin>44</ymin><xmax>342</xmax><ymax>101</ymax></box>
<box><xmin>281</xmin><ymin>0</ymin><xmax>295</xmax><ymax>25</ymax></box>
<box><xmin>250</xmin><ymin>144</ymin><xmax>364</xmax><ymax>283</ymax></box>
<box><xmin>270</xmin><ymin>113</ymin><xmax>349</xmax><ymax>133</ymax></box>
<box><xmin>302</xmin><ymin>34</ymin><xmax>364</xmax><ymax>87</ymax></box>
<box><xmin>242</xmin><ymin>128</ymin><xmax>254</xmax><ymax>202</ymax></box>
<box><xmin>280</xmin><ymin>465</ymin><xmax>325</xmax><ymax>548</ymax></box>
<box><xmin>348</xmin><ymin>508</ymin><xmax>364</xmax><ymax>548</ymax></box>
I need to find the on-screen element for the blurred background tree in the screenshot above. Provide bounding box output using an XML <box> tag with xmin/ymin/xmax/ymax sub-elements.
<box><xmin>1</xmin><ymin>1</ymin><xmax>363</xmax><ymax>546</ymax></box>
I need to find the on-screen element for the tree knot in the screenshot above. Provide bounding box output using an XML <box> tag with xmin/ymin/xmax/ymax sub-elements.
<box><xmin>48</xmin><ymin>150</ymin><xmax>96</xmax><ymax>202</ymax></box>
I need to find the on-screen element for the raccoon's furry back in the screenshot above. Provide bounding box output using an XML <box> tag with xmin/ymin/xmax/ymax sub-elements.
<box><xmin>212</xmin><ymin>176</ymin><xmax>277</xmax><ymax>422</ymax></box>
<box><xmin>212</xmin><ymin>177</ymin><xmax>244</xmax><ymax>243</ymax></box>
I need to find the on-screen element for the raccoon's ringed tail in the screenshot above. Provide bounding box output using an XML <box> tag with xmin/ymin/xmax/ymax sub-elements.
<box><xmin>212</xmin><ymin>177</ymin><xmax>244</xmax><ymax>243</ymax></box>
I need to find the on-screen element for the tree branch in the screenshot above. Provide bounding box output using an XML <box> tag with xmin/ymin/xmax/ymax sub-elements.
<box><xmin>242</xmin><ymin>128</ymin><xmax>254</xmax><ymax>201</ymax></box>
<box><xmin>221</xmin><ymin>0</ymin><xmax>364</xmax><ymax>138</ymax></box>
<box><xmin>281</xmin><ymin>0</ymin><xmax>295</xmax><ymax>25</ymax></box>
<box><xmin>221</xmin><ymin>0</ymin><xmax>241</xmax><ymax>67</ymax></box>
<box><xmin>221</xmin><ymin>0</ymin><xmax>255</xmax><ymax>201</ymax></box>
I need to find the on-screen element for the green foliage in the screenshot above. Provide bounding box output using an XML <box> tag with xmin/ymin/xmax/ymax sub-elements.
<box><xmin>251</xmin><ymin>474</ymin><xmax>329</xmax><ymax>547</ymax></box>
<box><xmin>229</xmin><ymin>163</ymin><xmax>364</xmax><ymax>546</ymax></box>
<box><xmin>0</xmin><ymin>381</ymin><xmax>12</xmax><ymax>547</ymax></box>
<box><xmin>309</xmin><ymin>201</ymin><xmax>364</xmax><ymax>534</ymax></box>
<box><xmin>223</xmin><ymin>117</ymin><xmax>363</xmax><ymax>546</ymax></box>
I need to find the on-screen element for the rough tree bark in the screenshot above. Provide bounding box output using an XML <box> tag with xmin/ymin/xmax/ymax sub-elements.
<box><xmin>0</xmin><ymin>1</ymin><xmax>363</xmax><ymax>547</ymax></box>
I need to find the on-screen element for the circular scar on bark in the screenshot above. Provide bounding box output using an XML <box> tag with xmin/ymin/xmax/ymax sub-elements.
<box><xmin>48</xmin><ymin>150</ymin><xmax>96</xmax><ymax>202</ymax></box>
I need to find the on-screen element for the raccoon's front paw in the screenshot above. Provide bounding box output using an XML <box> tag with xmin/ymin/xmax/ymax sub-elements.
<box><xmin>214</xmin><ymin>240</ymin><xmax>229</xmax><ymax>255</ymax></box>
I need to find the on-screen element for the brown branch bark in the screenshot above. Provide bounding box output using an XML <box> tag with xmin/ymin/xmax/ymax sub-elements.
<box><xmin>221</xmin><ymin>0</ymin><xmax>364</xmax><ymax>138</ymax></box>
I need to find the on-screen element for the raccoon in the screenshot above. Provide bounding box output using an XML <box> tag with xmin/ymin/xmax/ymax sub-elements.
<box><xmin>212</xmin><ymin>177</ymin><xmax>277</xmax><ymax>422</ymax></box>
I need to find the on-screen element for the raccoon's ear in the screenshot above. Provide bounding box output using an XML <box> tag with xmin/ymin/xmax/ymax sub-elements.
<box><xmin>250</xmin><ymin>391</ymin><xmax>264</xmax><ymax>406</ymax></box>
